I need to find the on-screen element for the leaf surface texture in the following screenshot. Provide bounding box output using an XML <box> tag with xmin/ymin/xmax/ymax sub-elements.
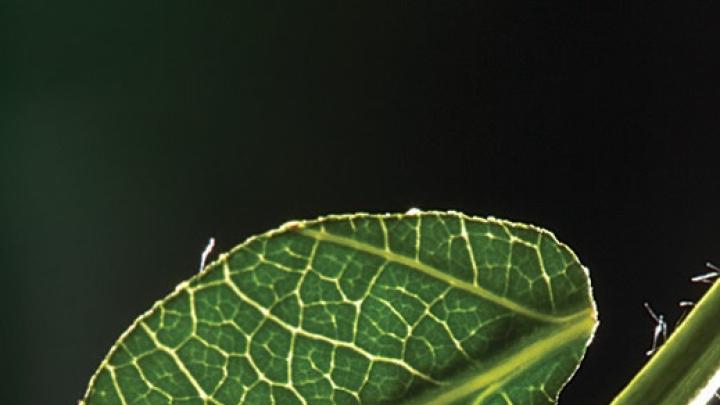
<box><xmin>82</xmin><ymin>211</ymin><xmax>597</xmax><ymax>404</ymax></box>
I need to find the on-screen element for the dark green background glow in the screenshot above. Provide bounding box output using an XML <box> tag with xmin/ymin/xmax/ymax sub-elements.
<box><xmin>3</xmin><ymin>1</ymin><xmax>719</xmax><ymax>403</ymax></box>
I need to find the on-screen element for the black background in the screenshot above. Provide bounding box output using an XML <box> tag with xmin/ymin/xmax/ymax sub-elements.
<box><xmin>3</xmin><ymin>1</ymin><xmax>720</xmax><ymax>404</ymax></box>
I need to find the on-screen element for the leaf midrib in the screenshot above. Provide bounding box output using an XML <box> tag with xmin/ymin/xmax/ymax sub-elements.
<box><xmin>300</xmin><ymin>227</ymin><xmax>585</xmax><ymax>324</ymax></box>
<box><xmin>413</xmin><ymin>314</ymin><xmax>596</xmax><ymax>404</ymax></box>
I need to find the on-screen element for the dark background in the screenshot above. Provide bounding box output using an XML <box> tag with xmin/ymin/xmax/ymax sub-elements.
<box><xmin>3</xmin><ymin>1</ymin><xmax>720</xmax><ymax>404</ymax></box>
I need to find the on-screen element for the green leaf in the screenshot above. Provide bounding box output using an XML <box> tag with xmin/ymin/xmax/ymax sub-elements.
<box><xmin>81</xmin><ymin>211</ymin><xmax>597</xmax><ymax>404</ymax></box>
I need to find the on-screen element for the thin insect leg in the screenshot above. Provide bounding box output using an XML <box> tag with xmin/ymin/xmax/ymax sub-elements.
<box><xmin>644</xmin><ymin>302</ymin><xmax>667</xmax><ymax>356</ymax></box>
<box><xmin>646</xmin><ymin>327</ymin><xmax>660</xmax><ymax>356</ymax></box>
<box><xmin>675</xmin><ymin>300</ymin><xmax>695</xmax><ymax>327</ymax></box>
<box><xmin>643</xmin><ymin>302</ymin><xmax>660</xmax><ymax>322</ymax></box>
<box><xmin>691</xmin><ymin>262</ymin><xmax>720</xmax><ymax>283</ymax></box>
<box><xmin>200</xmin><ymin>237</ymin><xmax>216</xmax><ymax>272</ymax></box>
<box><xmin>691</xmin><ymin>273</ymin><xmax>719</xmax><ymax>283</ymax></box>
<box><xmin>660</xmin><ymin>317</ymin><xmax>667</xmax><ymax>341</ymax></box>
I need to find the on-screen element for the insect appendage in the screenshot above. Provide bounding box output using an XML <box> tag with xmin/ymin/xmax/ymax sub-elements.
<box><xmin>690</xmin><ymin>262</ymin><xmax>720</xmax><ymax>284</ymax></box>
<box><xmin>200</xmin><ymin>237</ymin><xmax>216</xmax><ymax>272</ymax></box>
<box><xmin>643</xmin><ymin>302</ymin><xmax>668</xmax><ymax>356</ymax></box>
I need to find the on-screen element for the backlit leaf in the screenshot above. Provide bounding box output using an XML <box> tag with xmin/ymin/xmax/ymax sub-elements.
<box><xmin>81</xmin><ymin>211</ymin><xmax>597</xmax><ymax>404</ymax></box>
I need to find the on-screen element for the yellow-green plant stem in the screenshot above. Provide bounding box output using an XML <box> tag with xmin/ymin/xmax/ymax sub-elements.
<box><xmin>612</xmin><ymin>280</ymin><xmax>720</xmax><ymax>405</ymax></box>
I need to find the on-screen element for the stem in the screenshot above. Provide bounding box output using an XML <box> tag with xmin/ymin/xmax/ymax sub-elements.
<box><xmin>611</xmin><ymin>280</ymin><xmax>720</xmax><ymax>405</ymax></box>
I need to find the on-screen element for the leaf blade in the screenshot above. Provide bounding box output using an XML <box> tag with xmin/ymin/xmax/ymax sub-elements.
<box><xmin>81</xmin><ymin>211</ymin><xmax>597</xmax><ymax>405</ymax></box>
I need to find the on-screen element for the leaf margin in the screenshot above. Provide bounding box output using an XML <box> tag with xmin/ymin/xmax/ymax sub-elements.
<box><xmin>79</xmin><ymin>210</ymin><xmax>598</xmax><ymax>405</ymax></box>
